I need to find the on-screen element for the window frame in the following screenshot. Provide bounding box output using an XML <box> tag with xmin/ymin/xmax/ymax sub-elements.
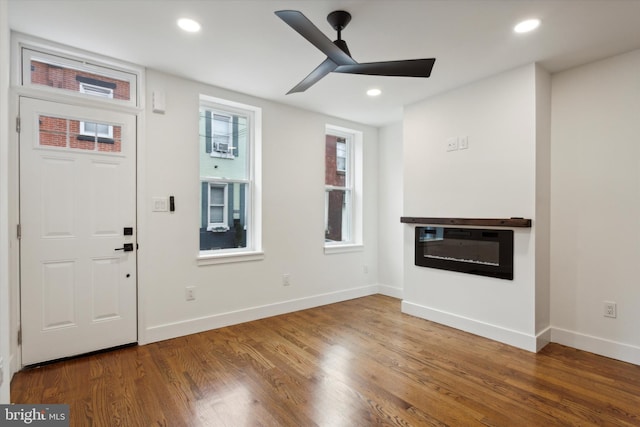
<box><xmin>324</xmin><ymin>125</ymin><xmax>363</xmax><ymax>253</ymax></box>
<box><xmin>198</xmin><ymin>95</ymin><xmax>263</xmax><ymax>264</ymax></box>
<box><xmin>19</xmin><ymin>46</ymin><xmax>140</xmax><ymax>107</ymax></box>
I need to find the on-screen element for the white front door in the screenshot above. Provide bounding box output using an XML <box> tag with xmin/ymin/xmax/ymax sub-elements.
<box><xmin>19</xmin><ymin>97</ymin><xmax>137</xmax><ymax>365</ymax></box>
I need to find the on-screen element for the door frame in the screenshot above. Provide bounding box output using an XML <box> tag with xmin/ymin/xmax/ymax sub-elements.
<box><xmin>8</xmin><ymin>33</ymin><xmax>146</xmax><ymax>372</ymax></box>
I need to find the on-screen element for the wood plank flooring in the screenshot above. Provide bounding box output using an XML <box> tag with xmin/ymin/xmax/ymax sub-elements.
<box><xmin>11</xmin><ymin>295</ymin><xmax>640</xmax><ymax>426</ymax></box>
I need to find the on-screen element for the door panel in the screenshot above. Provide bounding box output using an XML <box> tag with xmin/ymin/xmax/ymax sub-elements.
<box><xmin>42</xmin><ymin>260</ymin><xmax>77</xmax><ymax>329</ymax></box>
<box><xmin>41</xmin><ymin>157</ymin><xmax>76</xmax><ymax>237</ymax></box>
<box><xmin>90</xmin><ymin>160</ymin><xmax>121</xmax><ymax>236</ymax></box>
<box><xmin>20</xmin><ymin>97</ymin><xmax>137</xmax><ymax>365</ymax></box>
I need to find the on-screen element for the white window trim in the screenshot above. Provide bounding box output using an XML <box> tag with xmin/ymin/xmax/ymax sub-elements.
<box><xmin>324</xmin><ymin>244</ymin><xmax>364</xmax><ymax>255</ymax></box>
<box><xmin>198</xmin><ymin>95</ymin><xmax>262</xmax><ymax>264</ymax></box>
<box><xmin>16</xmin><ymin>40</ymin><xmax>141</xmax><ymax>108</ymax></box>
<box><xmin>198</xmin><ymin>250</ymin><xmax>265</xmax><ymax>265</ymax></box>
<box><xmin>324</xmin><ymin>125</ymin><xmax>363</xmax><ymax>251</ymax></box>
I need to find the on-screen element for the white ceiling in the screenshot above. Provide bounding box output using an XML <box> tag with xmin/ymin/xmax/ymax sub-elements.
<box><xmin>8</xmin><ymin>0</ymin><xmax>640</xmax><ymax>127</ymax></box>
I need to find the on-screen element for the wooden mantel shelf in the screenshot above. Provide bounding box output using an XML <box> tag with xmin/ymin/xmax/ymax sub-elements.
<box><xmin>400</xmin><ymin>217</ymin><xmax>532</xmax><ymax>228</ymax></box>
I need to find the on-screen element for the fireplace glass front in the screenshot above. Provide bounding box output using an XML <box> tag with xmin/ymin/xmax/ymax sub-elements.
<box><xmin>415</xmin><ymin>227</ymin><xmax>514</xmax><ymax>280</ymax></box>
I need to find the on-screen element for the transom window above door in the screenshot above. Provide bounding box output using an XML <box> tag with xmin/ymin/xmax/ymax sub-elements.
<box><xmin>19</xmin><ymin>46</ymin><xmax>139</xmax><ymax>107</ymax></box>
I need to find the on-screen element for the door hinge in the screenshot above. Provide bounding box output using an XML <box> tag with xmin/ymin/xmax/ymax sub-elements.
<box><xmin>17</xmin><ymin>328</ymin><xmax>22</xmax><ymax>346</ymax></box>
<box><xmin>16</xmin><ymin>116</ymin><xmax>20</xmax><ymax>133</ymax></box>
<box><xmin>17</xmin><ymin>224</ymin><xmax>21</xmax><ymax>240</ymax></box>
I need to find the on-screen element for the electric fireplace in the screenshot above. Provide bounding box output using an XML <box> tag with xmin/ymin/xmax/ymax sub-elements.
<box><xmin>415</xmin><ymin>227</ymin><xmax>514</xmax><ymax>280</ymax></box>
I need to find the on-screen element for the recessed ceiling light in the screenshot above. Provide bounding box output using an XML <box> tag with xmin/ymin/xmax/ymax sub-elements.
<box><xmin>367</xmin><ymin>88</ymin><xmax>382</xmax><ymax>97</ymax></box>
<box><xmin>177</xmin><ymin>18</ymin><xmax>201</xmax><ymax>33</ymax></box>
<box><xmin>514</xmin><ymin>18</ymin><xmax>541</xmax><ymax>34</ymax></box>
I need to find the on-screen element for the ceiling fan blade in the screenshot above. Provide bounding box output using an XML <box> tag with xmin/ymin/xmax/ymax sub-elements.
<box><xmin>275</xmin><ymin>10</ymin><xmax>356</xmax><ymax>66</ymax></box>
<box><xmin>334</xmin><ymin>58</ymin><xmax>436</xmax><ymax>77</ymax></box>
<box><xmin>287</xmin><ymin>58</ymin><xmax>338</xmax><ymax>94</ymax></box>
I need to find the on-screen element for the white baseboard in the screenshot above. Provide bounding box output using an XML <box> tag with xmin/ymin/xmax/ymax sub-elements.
<box><xmin>551</xmin><ymin>327</ymin><xmax>640</xmax><ymax>365</ymax></box>
<box><xmin>401</xmin><ymin>300</ymin><xmax>539</xmax><ymax>352</ymax></box>
<box><xmin>376</xmin><ymin>284</ymin><xmax>403</xmax><ymax>299</ymax></box>
<box><xmin>143</xmin><ymin>285</ymin><xmax>379</xmax><ymax>344</ymax></box>
<box><xmin>536</xmin><ymin>327</ymin><xmax>552</xmax><ymax>352</ymax></box>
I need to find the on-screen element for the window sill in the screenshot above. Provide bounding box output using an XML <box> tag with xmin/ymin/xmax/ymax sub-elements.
<box><xmin>197</xmin><ymin>250</ymin><xmax>265</xmax><ymax>266</ymax></box>
<box><xmin>324</xmin><ymin>244</ymin><xmax>364</xmax><ymax>255</ymax></box>
<box><xmin>206</xmin><ymin>226</ymin><xmax>229</xmax><ymax>232</ymax></box>
<box><xmin>210</xmin><ymin>152</ymin><xmax>235</xmax><ymax>160</ymax></box>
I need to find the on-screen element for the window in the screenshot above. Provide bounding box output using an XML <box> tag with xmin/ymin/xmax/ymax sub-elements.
<box><xmin>207</xmin><ymin>183</ymin><xmax>228</xmax><ymax>230</ymax></box>
<box><xmin>21</xmin><ymin>46</ymin><xmax>139</xmax><ymax>106</ymax></box>
<box><xmin>199</xmin><ymin>96</ymin><xmax>262</xmax><ymax>260</ymax></box>
<box><xmin>336</xmin><ymin>141</ymin><xmax>347</xmax><ymax>172</ymax></box>
<box><xmin>37</xmin><ymin>114</ymin><xmax>122</xmax><ymax>154</ymax></box>
<box><xmin>325</xmin><ymin>135</ymin><xmax>350</xmax><ymax>242</ymax></box>
<box><xmin>79</xmin><ymin>82</ymin><xmax>114</xmax><ymax>140</ymax></box>
<box><xmin>210</xmin><ymin>112</ymin><xmax>235</xmax><ymax>158</ymax></box>
<box><xmin>325</xmin><ymin>125</ymin><xmax>363</xmax><ymax>250</ymax></box>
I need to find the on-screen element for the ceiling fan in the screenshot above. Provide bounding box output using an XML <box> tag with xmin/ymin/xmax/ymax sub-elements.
<box><xmin>275</xmin><ymin>9</ymin><xmax>436</xmax><ymax>94</ymax></box>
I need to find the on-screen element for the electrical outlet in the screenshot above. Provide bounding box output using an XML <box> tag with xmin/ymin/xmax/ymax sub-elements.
<box><xmin>185</xmin><ymin>286</ymin><xmax>196</xmax><ymax>301</ymax></box>
<box><xmin>604</xmin><ymin>301</ymin><xmax>617</xmax><ymax>318</ymax></box>
<box><xmin>283</xmin><ymin>274</ymin><xmax>291</xmax><ymax>286</ymax></box>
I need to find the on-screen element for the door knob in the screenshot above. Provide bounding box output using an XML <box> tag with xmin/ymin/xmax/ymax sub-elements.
<box><xmin>115</xmin><ymin>243</ymin><xmax>134</xmax><ymax>252</ymax></box>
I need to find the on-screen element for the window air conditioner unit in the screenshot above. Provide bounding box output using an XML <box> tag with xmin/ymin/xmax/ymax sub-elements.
<box><xmin>214</xmin><ymin>141</ymin><xmax>230</xmax><ymax>153</ymax></box>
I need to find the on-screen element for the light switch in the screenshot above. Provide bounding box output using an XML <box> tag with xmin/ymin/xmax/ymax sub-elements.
<box><xmin>459</xmin><ymin>136</ymin><xmax>469</xmax><ymax>150</ymax></box>
<box><xmin>152</xmin><ymin>197</ymin><xmax>168</xmax><ymax>212</ymax></box>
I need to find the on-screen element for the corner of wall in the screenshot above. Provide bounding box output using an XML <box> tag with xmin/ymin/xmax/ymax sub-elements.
<box><xmin>377</xmin><ymin>122</ymin><xmax>404</xmax><ymax>294</ymax></box>
<box><xmin>376</xmin><ymin>284</ymin><xmax>403</xmax><ymax>299</ymax></box>
<box><xmin>534</xmin><ymin>63</ymin><xmax>552</xmax><ymax>334</ymax></box>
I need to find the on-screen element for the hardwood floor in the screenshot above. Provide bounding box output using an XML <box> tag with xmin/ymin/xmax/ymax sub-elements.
<box><xmin>11</xmin><ymin>295</ymin><xmax>640</xmax><ymax>426</ymax></box>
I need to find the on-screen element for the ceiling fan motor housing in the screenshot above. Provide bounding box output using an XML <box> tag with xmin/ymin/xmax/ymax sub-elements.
<box><xmin>327</xmin><ymin>10</ymin><xmax>352</xmax><ymax>32</ymax></box>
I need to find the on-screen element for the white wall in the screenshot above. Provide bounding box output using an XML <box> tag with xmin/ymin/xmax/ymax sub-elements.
<box><xmin>401</xmin><ymin>64</ymin><xmax>550</xmax><ymax>351</ymax></box>
<box><xmin>535</xmin><ymin>64</ymin><xmax>551</xmax><ymax>339</ymax></box>
<box><xmin>140</xmin><ymin>70</ymin><xmax>380</xmax><ymax>343</ymax></box>
<box><xmin>550</xmin><ymin>49</ymin><xmax>640</xmax><ymax>364</ymax></box>
<box><xmin>377</xmin><ymin>122</ymin><xmax>404</xmax><ymax>298</ymax></box>
<box><xmin>0</xmin><ymin>0</ymin><xmax>11</xmax><ymax>404</ymax></box>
